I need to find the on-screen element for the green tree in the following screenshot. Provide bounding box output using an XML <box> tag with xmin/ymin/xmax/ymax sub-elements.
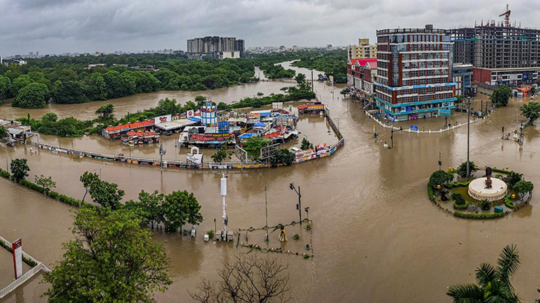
<box><xmin>211</xmin><ymin>145</ymin><xmax>232</xmax><ymax>164</ymax></box>
<box><xmin>0</xmin><ymin>126</ymin><xmax>7</xmax><ymax>139</ymax></box>
<box><xmin>270</xmin><ymin>149</ymin><xmax>296</xmax><ymax>167</ymax></box>
<box><xmin>11</xmin><ymin>75</ymin><xmax>32</xmax><ymax>96</ymax></box>
<box><xmin>80</xmin><ymin>171</ymin><xmax>100</xmax><ymax>203</ymax></box>
<box><xmin>300</xmin><ymin>137</ymin><xmax>314</xmax><ymax>150</ymax></box>
<box><xmin>457</xmin><ymin>161</ymin><xmax>478</xmax><ymax>178</ymax></box>
<box><xmin>428</xmin><ymin>170</ymin><xmax>453</xmax><ymax>188</ymax></box>
<box><xmin>10</xmin><ymin>158</ymin><xmax>30</xmax><ymax>182</ymax></box>
<box><xmin>96</xmin><ymin>103</ymin><xmax>115</xmax><ymax>122</ymax></box>
<box><xmin>43</xmin><ymin>206</ymin><xmax>172</xmax><ymax>302</ymax></box>
<box><xmin>88</xmin><ymin>179</ymin><xmax>125</xmax><ymax>210</ymax></box>
<box><xmin>53</xmin><ymin>81</ymin><xmax>88</xmax><ymax>104</ymax></box>
<box><xmin>513</xmin><ymin>181</ymin><xmax>534</xmax><ymax>201</ymax></box>
<box><xmin>491</xmin><ymin>85</ymin><xmax>513</xmax><ymax>107</ymax></box>
<box><xmin>195</xmin><ymin>95</ymin><xmax>207</xmax><ymax>107</ymax></box>
<box><xmin>520</xmin><ymin>101</ymin><xmax>540</xmax><ymax>125</ymax></box>
<box><xmin>87</xmin><ymin>73</ymin><xmax>108</xmax><ymax>101</ymax></box>
<box><xmin>35</xmin><ymin>174</ymin><xmax>56</xmax><ymax>194</ymax></box>
<box><xmin>13</xmin><ymin>82</ymin><xmax>49</xmax><ymax>108</ymax></box>
<box><xmin>154</xmin><ymin>98</ymin><xmax>180</xmax><ymax>116</ymax></box>
<box><xmin>125</xmin><ymin>190</ymin><xmax>165</xmax><ymax>229</ymax></box>
<box><xmin>295</xmin><ymin>73</ymin><xmax>306</xmax><ymax>85</ymax></box>
<box><xmin>447</xmin><ymin>244</ymin><xmax>520</xmax><ymax>303</ymax></box>
<box><xmin>42</xmin><ymin>112</ymin><xmax>58</xmax><ymax>123</ymax></box>
<box><xmin>507</xmin><ymin>171</ymin><xmax>523</xmax><ymax>189</ymax></box>
<box><xmin>242</xmin><ymin>136</ymin><xmax>270</xmax><ymax>160</ymax></box>
<box><xmin>161</xmin><ymin>190</ymin><xmax>203</xmax><ymax>232</ymax></box>
<box><xmin>127</xmin><ymin>57</ymin><xmax>138</xmax><ymax>67</ymax></box>
<box><xmin>0</xmin><ymin>75</ymin><xmax>12</xmax><ymax>103</ymax></box>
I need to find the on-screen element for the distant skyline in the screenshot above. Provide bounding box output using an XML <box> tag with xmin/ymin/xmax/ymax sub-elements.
<box><xmin>2</xmin><ymin>0</ymin><xmax>540</xmax><ymax>57</ymax></box>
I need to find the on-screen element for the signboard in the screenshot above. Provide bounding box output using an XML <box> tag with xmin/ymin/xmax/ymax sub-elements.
<box><xmin>12</xmin><ymin>238</ymin><xmax>22</xmax><ymax>279</ymax></box>
<box><xmin>410</xmin><ymin>125</ymin><xmax>419</xmax><ymax>131</ymax></box>
<box><xmin>218</xmin><ymin>121</ymin><xmax>229</xmax><ymax>134</ymax></box>
<box><xmin>187</xmin><ymin>110</ymin><xmax>194</xmax><ymax>118</ymax></box>
<box><xmin>154</xmin><ymin>114</ymin><xmax>172</xmax><ymax>124</ymax></box>
<box><xmin>439</xmin><ymin>109</ymin><xmax>451</xmax><ymax>116</ymax></box>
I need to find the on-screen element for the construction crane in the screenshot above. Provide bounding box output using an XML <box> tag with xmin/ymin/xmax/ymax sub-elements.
<box><xmin>499</xmin><ymin>4</ymin><xmax>511</xmax><ymax>27</ymax></box>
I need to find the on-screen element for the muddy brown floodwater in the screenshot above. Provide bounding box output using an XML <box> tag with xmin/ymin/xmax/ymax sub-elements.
<box><xmin>1</xmin><ymin>63</ymin><xmax>540</xmax><ymax>302</ymax></box>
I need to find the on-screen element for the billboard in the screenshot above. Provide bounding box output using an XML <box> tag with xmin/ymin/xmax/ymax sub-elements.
<box><xmin>12</xmin><ymin>238</ymin><xmax>22</xmax><ymax>279</ymax></box>
<box><xmin>187</xmin><ymin>110</ymin><xmax>195</xmax><ymax>118</ymax></box>
<box><xmin>154</xmin><ymin>114</ymin><xmax>172</xmax><ymax>124</ymax></box>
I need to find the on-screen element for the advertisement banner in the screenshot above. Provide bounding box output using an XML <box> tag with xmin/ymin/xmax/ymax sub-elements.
<box><xmin>12</xmin><ymin>238</ymin><xmax>22</xmax><ymax>279</ymax></box>
<box><xmin>187</xmin><ymin>110</ymin><xmax>194</xmax><ymax>118</ymax></box>
<box><xmin>154</xmin><ymin>114</ymin><xmax>172</xmax><ymax>124</ymax></box>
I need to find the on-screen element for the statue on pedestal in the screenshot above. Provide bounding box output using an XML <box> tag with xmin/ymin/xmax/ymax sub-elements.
<box><xmin>485</xmin><ymin>167</ymin><xmax>492</xmax><ymax>189</ymax></box>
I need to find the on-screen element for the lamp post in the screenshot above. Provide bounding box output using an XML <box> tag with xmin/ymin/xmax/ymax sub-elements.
<box><xmin>390</xmin><ymin>127</ymin><xmax>403</xmax><ymax>148</ymax></box>
<box><xmin>438</xmin><ymin>151</ymin><xmax>442</xmax><ymax>171</ymax></box>
<box><xmin>93</xmin><ymin>164</ymin><xmax>106</xmax><ymax>180</ymax></box>
<box><xmin>304</xmin><ymin>207</ymin><xmax>309</xmax><ymax>220</ymax></box>
<box><xmin>289</xmin><ymin>183</ymin><xmax>302</xmax><ymax>225</ymax></box>
<box><xmin>310</xmin><ymin>57</ymin><xmax>314</xmax><ymax>92</ymax></box>
<box><xmin>466</xmin><ymin>88</ymin><xmax>474</xmax><ymax>182</ymax></box>
<box><xmin>159</xmin><ymin>144</ymin><xmax>166</xmax><ymax>172</ymax></box>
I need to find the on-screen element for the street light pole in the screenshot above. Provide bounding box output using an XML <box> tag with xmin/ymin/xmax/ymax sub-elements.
<box><xmin>466</xmin><ymin>96</ymin><xmax>471</xmax><ymax>181</ymax></box>
<box><xmin>289</xmin><ymin>183</ymin><xmax>302</xmax><ymax>225</ymax></box>
<box><xmin>310</xmin><ymin>57</ymin><xmax>314</xmax><ymax>92</ymax></box>
<box><xmin>265</xmin><ymin>181</ymin><xmax>269</xmax><ymax>242</ymax></box>
<box><xmin>438</xmin><ymin>151</ymin><xmax>442</xmax><ymax>171</ymax></box>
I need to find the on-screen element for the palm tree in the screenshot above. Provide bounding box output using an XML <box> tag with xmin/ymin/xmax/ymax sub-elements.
<box><xmin>447</xmin><ymin>245</ymin><xmax>521</xmax><ymax>303</ymax></box>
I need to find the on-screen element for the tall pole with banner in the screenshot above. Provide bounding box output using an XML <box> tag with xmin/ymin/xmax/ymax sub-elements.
<box><xmin>12</xmin><ymin>238</ymin><xmax>23</xmax><ymax>279</ymax></box>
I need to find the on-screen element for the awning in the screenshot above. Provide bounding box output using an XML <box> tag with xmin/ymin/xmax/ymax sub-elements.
<box><xmin>188</xmin><ymin>116</ymin><xmax>202</xmax><ymax>122</ymax></box>
<box><xmin>253</xmin><ymin>122</ymin><xmax>266</xmax><ymax>128</ymax></box>
<box><xmin>8</xmin><ymin>128</ymin><xmax>24</xmax><ymax>136</ymax></box>
<box><xmin>239</xmin><ymin>133</ymin><xmax>257</xmax><ymax>139</ymax></box>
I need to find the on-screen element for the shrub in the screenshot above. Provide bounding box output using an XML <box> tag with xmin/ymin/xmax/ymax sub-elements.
<box><xmin>58</xmin><ymin>194</ymin><xmax>82</xmax><ymax>206</ymax></box>
<box><xmin>492</xmin><ymin>168</ymin><xmax>511</xmax><ymax>174</ymax></box>
<box><xmin>293</xmin><ymin>234</ymin><xmax>300</xmax><ymax>240</ymax></box>
<box><xmin>207</xmin><ymin>230</ymin><xmax>215</xmax><ymax>239</ymax></box>
<box><xmin>451</xmin><ymin>193</ymin><xmax>466</xmax><ymax>205</ymax></box>
<box><xmin>428</xmin><ymin>185</ymin><xmax>435</xmax><ymax>202</ymax></box>
<box><xmin>445</xmin><ymin>181</ymin><xmax>471</xmax><ymax>188</ymax></box>
<box><xmin>453</xmin><ymin>211</ymin><xmax>506</xmax><ymax>219</ymax></box>
<box><xmin>453</xmin><ymin>200</ymin><xmax>469</xmax><ymax>210</ymax></box>
<box><xmin>48</xmin><ymin>191</ymin><xmax>60</xmax><ymax>199</ymax></box>
<box><xmin>504</xmin><ymin>194</ymin><xmax>514</xmax><ymax>209</ymax></box>
<box><xmin>481</xmin><ymin>200</ymin><xmax>492</xmax><ymax>211</ymax></box>
<box><xmin>429</xmin><ymin>170</ymin><xmax>453</xmax><ymax>188</ymax></box>
<box><xmin>456</xmin><ymin>161</ymin><xmax>477</xmax><ymax>178</ymax></box>
<box><xmin>507</xmin><ymin>171</ymin><xmax>523</xmax><ymax>188</ymax></box>
<box><xmin>20</xmin><ymin>179</ymin><xmax>44</xmax><ymax>193</ymax></box>
<box><xmin>0</xmin><ymin>168</ymin><xmax>10</xmax><ymax>179</ymax></box>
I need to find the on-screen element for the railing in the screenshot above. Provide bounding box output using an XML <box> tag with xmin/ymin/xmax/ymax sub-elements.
<box><xmin>0</xmin><ymin>263</ymin><xmax>47</xmax><ymax>298</ymax></box>
<box><xmin>0</xmin><ymin>234</ymin><xmax>51</xmax><ymax>273</ymax></box>
<box><xmin>365</xmin><ymin>111</ymin><xmax>483</xmax><ymax>134</ymax></box>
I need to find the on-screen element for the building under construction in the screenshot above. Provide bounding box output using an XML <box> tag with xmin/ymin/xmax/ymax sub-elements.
<box><xmin>448</xmin><ymin>5</ymin><xmax>540</xmax><ymax>86</ymax></box>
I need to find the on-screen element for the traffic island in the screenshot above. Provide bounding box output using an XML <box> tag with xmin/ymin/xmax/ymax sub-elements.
<box><xmin>427</xmin><ymin>166</ymin><xmax>534</xmax><ymax>220</ymax></box>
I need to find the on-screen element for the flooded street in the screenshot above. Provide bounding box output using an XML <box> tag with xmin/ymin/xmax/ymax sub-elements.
<box><xmin>2</xmin><ymin>63</ymin><xmax>540</xmax><ymax>302</ymax></box>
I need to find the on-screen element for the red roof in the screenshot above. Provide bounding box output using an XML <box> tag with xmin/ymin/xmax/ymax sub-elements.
<box><xmin>105</xmin><ymin>119</ymin><xmax>154</xmax><ymax>133</ymax></box>
<box><xmin>366</xmin><ymin>61</ymin><xmax>378</xmax><ymax>69</ymax></box>
<box><xmin>349</xmin><ymin>58</ymin><xmax>377</xmax><ymax>67</ymax></box>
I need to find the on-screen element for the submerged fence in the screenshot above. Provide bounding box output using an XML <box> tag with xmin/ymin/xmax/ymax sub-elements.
<box><xmin>0</xmin><ymin>235</ymin><xmax>51</xmax><ymax>299</ymax></box>
<box><xmin>365</xmin><ymin>111</ymin><xmax>483</xmax><ymax>134</ymax></box>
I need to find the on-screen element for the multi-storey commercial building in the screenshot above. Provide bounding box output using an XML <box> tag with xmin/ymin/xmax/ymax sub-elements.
<box><xmin>375</xmin><ymin>25</ymin><xmax>457</xmax><ymax>121</ymax></box>
<box><xmin>449</xmin><ymin>19</ymin><xmax>540</xmax><ymax>86</ymax></box>
<box><xmin>347</xmin><ymin>38</ymin><xmax>377</xmax><ymax>60</ymax></box>
<box><xmin>452</xmin><ymin>63</ymin><xmax>474</xmax><ymax>96</ymax></box>
<box><xmin>187</xmin><ymin>36</ymin><xmax>245</xmax><ymax>58</ymax></box>
<box><xmin>347</xmin><ymin>58</ymin><xmax>378</xmax><ymax>101</ymax></box>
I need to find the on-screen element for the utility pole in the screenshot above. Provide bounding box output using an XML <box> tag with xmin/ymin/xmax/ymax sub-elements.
<box><xmin>159</xmin><ymin>144</ymin><xmax>166</xmax><ymax>172</ymax></box>
<box><xmin>439</xmin><ymin>151</ymin><xmax>442</xmax><ymax>171</ymax></box>
<box><xmin>310</xmin><ymin>57</ymin><xmax>314</xmax><ymax>92</ymax></box>
<box><xmin>265</xmin><ymin>181</ymin><xmax>269</xmax><ymax>242</ymax></box>
<box><xmin>466</xmin><ymin>95</ymin><xmax>471</xmax><ymax>181</ymax></box>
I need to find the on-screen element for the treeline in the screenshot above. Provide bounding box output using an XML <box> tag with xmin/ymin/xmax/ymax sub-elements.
<box><xmin>249</xmin><ymin>49</ymin><xmax>348</xmax><ymax>83</ymax></box>
<box><xmin>291</xmin><ymin>50</ymin><xmax>348</xmax><ymax>83</ymax></box>
<box><xmin>0</xmin><ymin>54</ymin><xmax>258</xmax><ymax>108</ymax></box>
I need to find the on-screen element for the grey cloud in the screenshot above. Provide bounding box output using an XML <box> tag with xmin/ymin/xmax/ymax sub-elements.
<box><xmin>0</xmin><ymin>0</ymin><xmax>539</xmax><ymax>56</ymax></box>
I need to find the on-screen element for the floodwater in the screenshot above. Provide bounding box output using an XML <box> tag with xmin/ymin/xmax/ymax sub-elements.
<box><xmin>1</xmin><ymin>63</ymin><xmax>540</xmax><ymax>302</ymax></box>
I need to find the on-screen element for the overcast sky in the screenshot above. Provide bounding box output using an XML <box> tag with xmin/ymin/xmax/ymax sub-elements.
<box><xmin>1</xmin><ymin>0</ymin><xmax>539</xmax><ymax>56</ymax></box>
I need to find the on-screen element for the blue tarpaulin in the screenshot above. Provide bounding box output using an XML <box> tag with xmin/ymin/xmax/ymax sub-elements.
<box><xmin>239</xmin><ymin>133</ymin><xmax>257</xmax><ymax>139</ymax></box>
<box><xmin>188</xmin><ymin>117</ymin><xmax>202</xmax><ymax>122</ymax></box>
<box><xmin>253</xmin><ymin>122</ymin><xmax>266</xmax><ymax>128</ymax></box>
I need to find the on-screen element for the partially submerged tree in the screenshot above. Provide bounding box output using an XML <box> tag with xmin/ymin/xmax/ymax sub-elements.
<box><xmin>300</xmin><ymin>137</ymin><xmax>314</xmax><ymax>150</ymax></box>
<box><xmin>80</xmin><ymin>171</ymin><xmax>100</xmax><ymax>203</ymax></box>
<box><xmin>190</xmin><ymin>253</ymin><xmax>292</xmax><ymax>303</ymax></box>
<box><xmin>35</xmin><ymin>174</ymin><xmax>56</xmax><ymax>194</ymax></box>
<box><xmin>95</xmin><ymin>103</ymin><xmax>115</xmax><ymax>122</ymax></box>
<box><xmin>491</xmin><ymin>85</ymin><xmax>512</xmax><ymax>107</ymax></box>
<box><xmin>243</xmin><ymin>136</ymin><xmax>270</xmax><ymax>161</ymax></box>
<box><xmin>161</xmin><ymin>190</ymin><xmax>203</xmax><ymax>232</ymax></box>
<box><xmin>88</xmin><ymin>179</ymin><xmax>125</xmax><ymax>210</ymax></box>
<box><xmin>43</xmin><ymin>206</ymin><xmax>172</xmax><ymax>302</ymax></box>
<box><xmin>428</xmin><ymin>170</ymin><xmax>453</xmax><ymax>188</ymax></box>
<box><xmin>456</xmin><ymin>161</ymin><xmax>478</xmax><ymax>178</ymax></box>
<box><xmin>520</xmin><ymin>101</ymin><xmax>540</xmax><ymax>125</ymax></box>
<box><xmin>211</xmin><ymin>145</ymin><xmax>232</xmax><ymax>165</ymax></box>
<box><xmin>10</xmin><ymin>158</ymin><xmax>30</xmax><ymax>182</ymax></box>
<box><xmin>513</xmin><ymin>181</ymin><xmax>534</xmax><ymax>201</ymax></box>
<box><xmin>125</xmin><ymin>190</ymin><xmax>165</xmax><ymax>229</ymax></box>
<box><xmin>447</xmin><ymin>245</ymin><xmax>520</xmax><ymax>302</ymax></box>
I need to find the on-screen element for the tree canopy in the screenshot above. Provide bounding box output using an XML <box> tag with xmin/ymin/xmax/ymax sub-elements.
<box><xmin>491</xmin><ymin>85</ymin><xmax>513</xmax><ymax>107</ymax></box>
<box><xmin>428</xmin><ymin>170</ymin><xmax>453</xmax><ymax>188</ymax></box>
<box><xmin>12</xmin><ymin>82</ymin><xmax>49</xmax><ymax>108</ymax></box>
<box><xmin>520</xmin><ymin>101</ymin><xmax>540</xmax><ymax>125</ymax></box>
<box><xmin>242</xmin><ymin>136</ymin><xmax>270</xmax><ymax>160</ymax></box>
<box><xmin>10</xmin><ymin>158</ymin><xmax>30</xmax><ymax>182</ymax></box>
<box><xmin>43</xmin><ymin>206</ymin><xmax>172</xmax><ymax>302</ymax></box>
